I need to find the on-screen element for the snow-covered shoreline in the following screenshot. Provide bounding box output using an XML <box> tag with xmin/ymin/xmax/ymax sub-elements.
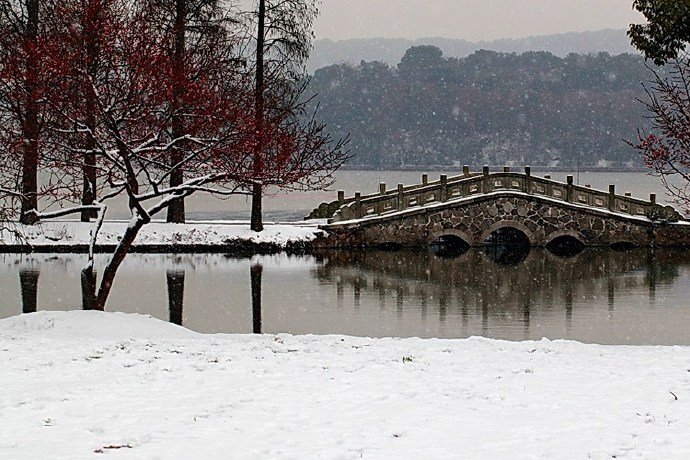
<box><xmin>0</xmin><ymin>220</ymin><xmax>324</xmax><ymax>252</ymax></box>
<box><xmin>2</xmin><ymin>311</ymin><xmax>690</xmax><ymax>459</ymax></box>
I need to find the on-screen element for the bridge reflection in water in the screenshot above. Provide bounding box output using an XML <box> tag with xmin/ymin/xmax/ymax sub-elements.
<box><xmin>312</xmin><ymin>246</ymin><xmax>685</xmax><ymax>342</ymax></box>
<box><xmin>3</xmin><ymin>248</ymin><xmax>690</xmax><ymax>344</ymax></box>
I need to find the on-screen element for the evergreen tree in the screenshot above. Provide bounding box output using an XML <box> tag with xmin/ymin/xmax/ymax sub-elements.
<box><xmin>629</xmin><ymin>0</ymin><xmax>690</xmax><ymax>65</ymax></box>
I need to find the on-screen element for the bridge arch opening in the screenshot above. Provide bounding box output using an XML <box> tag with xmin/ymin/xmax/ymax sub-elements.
<box><xmin>610</xmin><ymin>241</ymin><xmax>637</xmax><ymax>251</ymax></box>
<box><xmin>546</xmin><ymin>235</ymin><xmax>585</xmax><ymax>258</ymax></box>
<box><xmin>376</xmin><ymin>242</ymin><xmax>404</xmax><ymax>251</ymax></box>
<box><xmin>483</xmin><ymin>226</ymin><xmax>531</xmax><ymax>265</ymax></box>
<box><xmin>429</xmin><ymin>234</ymin><xmax>471</xmax><ymax>258</ymax></box>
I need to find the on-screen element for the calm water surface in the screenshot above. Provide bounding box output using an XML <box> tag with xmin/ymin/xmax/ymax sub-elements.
<box><xmin>2</xmin><ymin>248</ymin><xmax>690</xmax><ymax>345</ymax></box>
<box><xmin>3</xmin><ymin>170</ymin><xmax>688</xmax><ymax>345</ymax></box>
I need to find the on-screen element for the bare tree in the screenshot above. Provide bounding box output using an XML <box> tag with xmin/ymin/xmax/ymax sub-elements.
<box><xmin>38</xmin><ymin>0</ymin><xmax>253</xmax><ymax>310</ymax></box>
<box><xmin>0</xmin><ymin>0</ymin><xmax>54</xmax><ymax>224</ymax></box>
<box><xmin>244</xmin><ymin>0</ymin><xmax>340</xmax><ymax>232</ymax></box>
<box><xmin>147</xmin><ymin>0</ymin><xmax>241</xmax><ymax>224</ymax></box>
<box><xmin>630</xmin><ymin>56</ymin><xmax>690</xmax><ymax>214</ymax></box>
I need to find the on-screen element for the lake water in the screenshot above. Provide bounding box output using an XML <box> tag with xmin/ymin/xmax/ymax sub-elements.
<box><xmin>2</xmin><ymin>248</ymin><xmax>690</xmax><ymax>345</ymax></box>
<box><xmin>2</xmin><ymin>170</ymin><xmax>689</xmax><ymax>345</ymax></box>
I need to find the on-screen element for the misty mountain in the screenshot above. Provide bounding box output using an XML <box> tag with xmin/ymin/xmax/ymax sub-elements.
<box><xmin>307</xmin><ymin>48</ymin><xmax>653</xmax><ymax>169</ymax></box>
<box><xmin>309</xmin><ymin>29</ymin><xmax>638</xmax><ymax>73</ymax></box>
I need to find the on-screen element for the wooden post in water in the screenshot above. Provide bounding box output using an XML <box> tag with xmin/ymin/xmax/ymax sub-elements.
<box><xmin>608</xmin><ymin>185</ymin><xmax>616</xmax><ymax>211</ymax></box>
<box><xmin>440</xmin><ymin>174</ymin><xmax>448</xmax><ymax>202</ymax></box>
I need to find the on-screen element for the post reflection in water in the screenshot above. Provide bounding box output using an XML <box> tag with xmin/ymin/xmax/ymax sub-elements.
<box><xmin>19</xmin><ymin>268</ymin><xmax>39</xmax><ymax>314</ymax></box>
<box><xmin>250</xmin><ymin>263</ymin><xmax>263</xmax><ymax>334</ymax></box>
<box><xmin>166</xmin><ymin>269</ymin><xmax>185</xmax><ymax>326</ymax></box>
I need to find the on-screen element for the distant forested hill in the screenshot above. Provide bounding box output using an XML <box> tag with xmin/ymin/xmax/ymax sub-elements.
<box><xmin>309</xmin><ymin>30</ymin><xmax>637</xmax><ymax>73</ymax></box>
<box><xmin>307</xmin><ymin>47</ymin><xmax>653</xmax><ymax>169</ymax></box>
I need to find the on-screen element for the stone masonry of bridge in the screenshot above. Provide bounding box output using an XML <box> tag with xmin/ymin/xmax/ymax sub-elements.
<box><xmin>310</xmin><ymin>167</ymin><xmax>690</xmax><ymax>248</ymax></box>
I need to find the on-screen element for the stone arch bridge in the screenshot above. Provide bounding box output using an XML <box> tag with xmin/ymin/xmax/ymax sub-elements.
<box><xmin>309</xmin><ymin>166</ymin><xmax>690</xmax><ymax>248</ymax></box>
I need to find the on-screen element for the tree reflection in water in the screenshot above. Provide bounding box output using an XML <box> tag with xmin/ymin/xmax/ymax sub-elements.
<box><xmin>167</xmin><ymin>269</ymin><xmax>185</xmax><ymax>326</ymax></box>
<box><xmin>19</xmin><ymin>268</ymin><xmax>39</xmax><ymax>314</ymax></box>
<box><xmin>251</xmin><ymin>263</ymin><xmax>263</xmax><ymax>334</ymax></box>
<box><xmin>5</xmin><ymin>247</ymin><xmax>689</xmax><ymax>343</ymax></box>
<box><xmin>81</xmin><ymin>267</ymin><xmax>97</xmax><ymax>310</ymax></box>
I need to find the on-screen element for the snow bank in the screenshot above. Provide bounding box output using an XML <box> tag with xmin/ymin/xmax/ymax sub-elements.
<box><xmin>2</xmin><ymin>311</ymin><xmax>690</xmax><ymax>459</ymax></box>
<box><xmin>0</xmin><ymin>311</ymin><xmax>196</xmax><ymax>340</ymax></box>
<box><xmin>0</xmin><ymin>220</ymin><xmax>322</xmax><ymax>249</ymax></box>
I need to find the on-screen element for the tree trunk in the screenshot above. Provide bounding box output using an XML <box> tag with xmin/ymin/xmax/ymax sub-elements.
<box><xmin>250</xmin><ymin>0</ymin><xmax>266</xmax><ymax>232</ymax></box>
<box><xmin>20</xmin><ymin>0</ymin><xmax>40</xmax><ymax>225</ymax></box>
<box><xmin>167</xmin><ymin>0</ymin><xmax>186</xmax><ymax>224</ymax></box>
<box><xmin>81</xmin><ymin>7</ymin><xmax>99</xmax><ymax>222</ymax></box>
<box><xmin>251</xmin><ymin>182</ymin><xmax>263</xmax><ymax>231</ymax></box>
<box><xmin>93</xmin><ymin>215</ymin><xmax>146</xmax><ymax>310</ymax></box>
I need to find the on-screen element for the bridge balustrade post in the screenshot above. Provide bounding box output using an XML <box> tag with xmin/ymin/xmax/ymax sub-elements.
<box><xmin>440</xmin><ymin>175</ymin><xmax>448</xmax><ymax>202</ymax></box>
<box><xmin>377</xmin><ymin>183</ymin><xmax>387</xmax><ymax>214</ymax></box>
<box><xmin>338</xmin><ymin>190</ymin><xmax>345</xmax><ymax>206</ymax></box>
<box><xmin>463</xmin><ymin>165</ymin><xmax>470</xmax><ymax>177</ymax></box>
<box><xmin>566</xmin><ymin>175</ymin><xmax>574</xmax><ymax>203</ymax></box>
<box><xmin>525</xmin><ymin>166</ymin><xmax>532</xmax><ymax>194</ymax></box>
<box><xmin>482</xmin><ymin>165</ymin><xmax>490</xmax><ymax>193</ymax></box>
<box><xmin>504</xmin><ymin>166</ymin><xmax>510</xmax><ymax>173</ymax></box>
<box><xmin>650</xmin><ymin>193</ymin><xmax>656</xmax><ymax>204</ymax></box>
<box><xmin>608</xmin><ymin>185</ymin><xmax>616</xmax><ymax>212</ymax></box>
<box><xmin>355</xmin><ymin>192</ymin><xmax>362</xmax><ymax>217</ymax></box>
<box><xmin>544</xmin><ymin>175</ymin><xmax>553</xmax><ymax>196</ymax></box>
<box><xmin>397</xmin><ymin>184</ymin><xmax>405</xmax><ymax>211</ymax></box>
<box><xmin>422</xmin><ymin>174</ymin><xmax>428</xmax><ymax>186</ymax></box>
<box><xmin>625</xmin><ymin>192</ymin><xmax>631</xmax><ymax>197</ymax></box>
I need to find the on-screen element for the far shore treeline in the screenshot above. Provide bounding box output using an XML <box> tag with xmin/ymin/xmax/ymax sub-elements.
<box><xmin>308</xmin><ymin>46</ymin><xmax>654</xmax><ymax>170</ymax></box>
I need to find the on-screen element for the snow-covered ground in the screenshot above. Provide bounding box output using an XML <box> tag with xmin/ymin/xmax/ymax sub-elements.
<box><xmin>0</xmin><ymin>220</ymin><xmax>323</xmax><ymax>249</ymax></box>
<box><xmin>2</xmin><ymin>312</ymin><xmax>690</xmax><ymax>459</ymax></box>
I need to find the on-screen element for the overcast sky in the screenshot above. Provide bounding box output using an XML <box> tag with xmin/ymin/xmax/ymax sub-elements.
<box><xmin>313</xmin><ymin>0</ymin><xmax>644</xmax><ymax>42</ymax></box>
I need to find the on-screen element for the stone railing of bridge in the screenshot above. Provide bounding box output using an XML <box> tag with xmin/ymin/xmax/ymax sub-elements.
<box><xmin>306</xmin><ymin>166</ymin><xmax>684</xmax><ymax>224</ymax></box>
